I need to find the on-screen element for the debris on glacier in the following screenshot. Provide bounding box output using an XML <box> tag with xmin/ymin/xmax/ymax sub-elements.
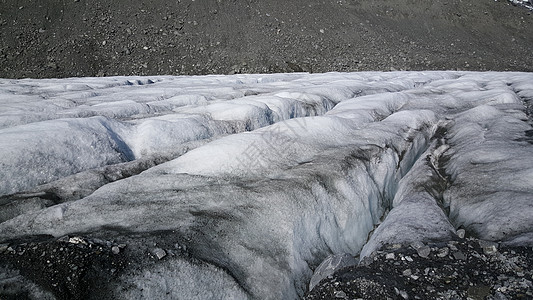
<box><xmin>306</xmin><ymin>237</ymin><xmax>533</xmax><ymax>299</ymax></box>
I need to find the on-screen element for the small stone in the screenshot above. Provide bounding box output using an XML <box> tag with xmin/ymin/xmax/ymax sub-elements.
<box><xmin>453</xmin><ymin>251</ymin><xmax>466</xmax><ymax>260</ymax></box>
<box><xmin>153</xmin><ymin>248</ymin><xmax>166</xmax><ymax>260</ymax></box>
<box><xmin>403</xmin><ymin>269</ymin><xmax>412</xmax><ymax>276</ymax></box>
<box><xmin>410</xmin><ymin>275</ymin><xmax>419</xmax><ymax>280</ymax></box>
<box><xmin>404</xmin><ymin>256</ymin><xmax>413</xmax><ymax>262</ymax></box>
<box><xmin>483</xmin><ymin>245</ymin><xmax>498</xmax><ymax>255</ymax></box>
<box><xmin>111</xmin><ymin>246</ymin><xmax>120</xmax><ymax>254</ymax></box>
<box><xmin>57</xmin><ymin>236</ymin><xmax>70</xmax><ymax>242</ymax></box>
<box><xmin>334</xmin><ymin>290</ymin><xmax>347</xmax><ymax>298</ymax></box>
<box><xmin>410</xmin><ymin>241</ymin><xmax>425</xmax><ymax>250</ymax></box>
<box><xmin>399</xmin><ymin>290</ymin><xmax>409</xmax><ymax>299</ymax></box>
<box><xmin>447</xmin><ymin>242</ymin><xmax>458</xmax><ymax>251</ymax></box>
<box><xmin>417</xmin><ymin>246</ymin><xmax>431</xmax><ymax>258</ymax></box>
<box><xmin>456</xmin><ymin>229</ymin><xmax>466</xmax><ymax>238</ymax></box>
<box><xmin>437</xmin><ymin>247</ymin><xmax>449</xmax><ymax>258</ymax></box>
<box><xmin>386</xmin><ymin>253</ymin><xmax>395</xmax><ymax>260</ymax></box>
<box><xmin>68</xmin><ymin>237</ymin><xmax>87</xmax><ymax>245</ymax></box>
<box><xmin>391</xmin><ymin>244</ymin><xmax>402</xmax><ymax>249</ymax></box>
<box><xmin>479</xmin><ymin>240</ymin><xmax>498</xmax><ymax>255</ymax></box>
<box><xmin>493</xmin><ymin>291</ymin><xmax>508</xmax><ymax>300</ymax></box>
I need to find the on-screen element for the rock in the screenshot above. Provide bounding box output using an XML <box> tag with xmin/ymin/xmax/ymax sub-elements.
<box><xmin>447</xmin><ymin>242</ymin><xmax>458</xmax><ymax>251</ymax></box>
<box><xmin>334</xmin><ymin>290</ymin><xmax>347</xmax><ymax>298</ymax></box>
<box><xmin>410</xmin><ymin>241</ymin><xmax>425</xmax><ymax>250</ymax></box>
<box><xmin>391</xmin><ymin>244</ymin><xmax>402</xmax><ymax>250</ymax></box>
<box><xmin>456</xmin><ymin>229</ymin><xmax>466</xmax><ymax>239</ymax></box>
<box><xmin>68</xmin><ymin>237</ymin><xmax>87</xmax><ymax>245</ymax></box>
<box><xmin>309</xmin><ymin>253</ymin><xmax>357</xmax><ymax>291</ymax></box>
<box><xmin>483</xmin><ymin>245</ymin><xmax>498</xmax><ymax>255</ymax></box>
<box><xmin>111</xmin><ymin>246</ymin><xmax>120</xmax><ymax>254</ymax></box>
<box><xmin>416</xmin><ymin>246</ymin><xmax>431</xmax><ymax>258</ymax></box>
<box><xmin>57</xmin><ymin>236</ymin><xmax>70</xmax><ymax>242</ymax></box>
<box><xmin>153</xmin><ymin>248</ymin><xmax>166</xmax><ymax>260</ymax></box>
<box><xmin>493</xmin><ymin>291</ymin><xmax>509</xmax><ymax>300</ymax></box>
<box><xmin>437</xmin><ymin>247</ymin><xmax>449</xmax><ymax>258</ymax></box>
<box><xmin>479</xmin><ymin>240</ymin><xmax>499</xmax><ymax>255</ymax></box>
<box><xmin>452</xmin><ymin>251</ymin><xmax>466</xmax><ymax>260</ymax></box>
<box><xmin>385</xmin><ymin>253</ymin><xmax>396</xmax><ymax>260</ymax></box>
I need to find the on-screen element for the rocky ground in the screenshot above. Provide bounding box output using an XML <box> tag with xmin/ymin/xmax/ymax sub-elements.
<box><xmin>3</xmin><ymin>233</ymin><xmax>532</xmax><ymax>299</ymax></box>
<box><xmin>1</xmin><ymin>235</ymin><xmax>127</xmax><ymax>300</ymax></box>
<box><xmin>306</xmin><ymin>236</ymin><xmax>533</xmax><ymax>300</ymax></box>
<box><xmin>1</xmin><ymin>0</ymin><xmax>533</xmax><ymax>78</ymax></box>
<box><xmin>0</xmin><ymin>232</ymin><xmax>187</xmax><ymax>300</ymax></box>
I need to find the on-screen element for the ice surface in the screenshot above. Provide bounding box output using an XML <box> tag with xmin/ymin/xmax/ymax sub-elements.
<box><xmin>1</xmin><ymin>71</ymin><xmax>533</xmax><ymax>299</ymax></box>
<box><xmin>0</xmin><ymin>116</ymin><xmax>133</xmax><ymax>195</ymax></box>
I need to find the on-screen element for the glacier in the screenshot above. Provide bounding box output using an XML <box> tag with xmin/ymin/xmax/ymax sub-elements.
<box><xmin>0</xmin><ymin>71</ymin><xmax>532</xmax><ymax>299</ymax></box>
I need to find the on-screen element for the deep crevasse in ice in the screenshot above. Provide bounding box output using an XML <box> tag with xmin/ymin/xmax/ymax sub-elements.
<box><xmin>0</xmin><ymin>72</ymin><xmax>532</xmax><ymax>299</ymax></box>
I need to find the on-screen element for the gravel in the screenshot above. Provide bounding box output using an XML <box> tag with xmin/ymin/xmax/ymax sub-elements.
<box><xmin>1</xmin><ymin>0</ymin><xmax>532</xmax><ymax>78</ymax></box>
<box><xmin>306</xmin><ymin>237</ymin><xmax>533</xmax><ymax>300</ymax></box>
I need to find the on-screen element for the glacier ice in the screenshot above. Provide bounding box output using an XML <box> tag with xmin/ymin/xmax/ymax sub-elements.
<box><xmin>0</xmin><ymin>71</ymin><xmax>532</xmax><ymax>299</ymax></box>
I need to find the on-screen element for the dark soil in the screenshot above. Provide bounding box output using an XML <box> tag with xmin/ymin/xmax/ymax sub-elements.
<box><xmin>1</xmin><ymin>0</ymin><xmax>532</xmax><ymax>79</ymax></box>
<box><xmin>0</xmin><ymin>236</ymin><xmax>128</xmax><ymax>300</ymax></box>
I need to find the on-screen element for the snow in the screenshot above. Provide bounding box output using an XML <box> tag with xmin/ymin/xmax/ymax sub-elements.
<box><xmin>1</xmin><ymin>71</ymin><xmax>533</xmax><ymax>299</ymax></box>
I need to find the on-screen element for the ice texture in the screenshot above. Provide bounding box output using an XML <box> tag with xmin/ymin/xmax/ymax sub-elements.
<box><xmin>0</xmin><ymin>72</ymin><xmax>532</xmax><ymax>299</ymax></box>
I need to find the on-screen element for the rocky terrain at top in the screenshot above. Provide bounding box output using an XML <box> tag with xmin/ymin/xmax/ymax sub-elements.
<box><xmin>1</xmin><ymin>0</ymin><xmax>533</xmax><ymax>78</ymax></box>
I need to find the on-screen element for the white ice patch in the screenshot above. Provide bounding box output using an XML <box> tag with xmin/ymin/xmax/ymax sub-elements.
<box><xmin>0</xmin><ymin>116</ymin><xmax>132</xmax><ymax>195</ymax></box>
